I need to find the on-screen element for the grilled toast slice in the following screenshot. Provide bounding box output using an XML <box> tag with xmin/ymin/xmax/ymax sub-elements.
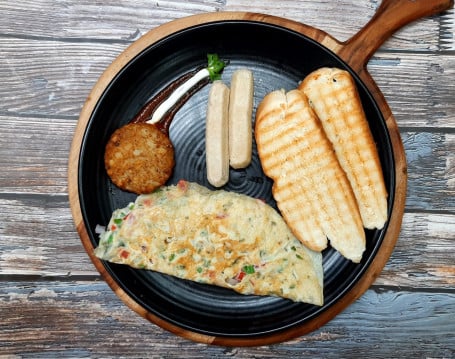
<box><xmin>255</xmin><ymin>89</ymin><xmax>365</xmax><ymax>262</ymax></box>
<box><xmin>299</xmin><ymin>68</ymin><xmax>388</xmax><ymax>229</ymax></box>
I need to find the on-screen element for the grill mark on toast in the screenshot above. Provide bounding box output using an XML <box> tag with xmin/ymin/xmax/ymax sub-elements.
<box><xmin>256</xmin><ymin>89</ymin><xmax>365</xmax><ymax>261</ymax></box>
<box><xmin>300</xmin><ymin>68</ymin><xmax>388</xmax><ymax>229</ymax></box>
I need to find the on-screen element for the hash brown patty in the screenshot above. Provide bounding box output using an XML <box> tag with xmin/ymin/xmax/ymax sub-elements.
<box><xmin>104</xmin><ymin>123</ymin><xmax>175</xmax><ymax>194</ymax></box>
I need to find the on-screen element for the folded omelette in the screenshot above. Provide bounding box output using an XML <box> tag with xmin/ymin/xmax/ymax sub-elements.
<box><xmin>94</xmin><ymin>181</ymin><xmax>323</xmax><ymax>305</ymax></box>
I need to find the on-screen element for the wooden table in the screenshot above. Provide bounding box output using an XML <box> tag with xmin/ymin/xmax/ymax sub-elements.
<box><xmin>1</xmin><ymin>1</ymin><xmax>454</xmax><ymax>357</ymax></box>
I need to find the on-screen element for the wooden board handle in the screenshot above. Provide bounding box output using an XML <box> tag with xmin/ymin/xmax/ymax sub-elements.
<box><xmin>337</xmin><ymin>0</ymin><xmax>454</xmax><ymax>71</ymax></box>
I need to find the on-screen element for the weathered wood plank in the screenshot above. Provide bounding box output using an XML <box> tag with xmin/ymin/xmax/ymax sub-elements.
<box><xmin>0</xmin><ymin>40</ymin><xmax>124</xmax><ymax>117</ymax></box>
<box><xmin>0</xmin><ymin>117</ymin><xmax>75</xmax><ymax>194</ymax></box>
<box><xmin>368</xmin><ymin>53</ymin><xmax>455</xmax><ymax>129</ymax></box>
<box><xmin>0</xmin><ymin>0</ymin><xmax>223</xmax><ymax>41</ymax></box>
<box><xmin>0</xmin><ymin>280</ymin><xmax>453</xmax><ymax>357</ymax></box>
<box><xmin>381</xmin><ymin>212</ymin><xmax>455</xmax><ymax>288</ymax></box>
<box><xmin>1</xmin><ymin>115</ymin><xmax>453</xmax><ymax>211</ymax></box>
<box><xmin>1</xmin><ymin>0</ymin><xmax>452</xmax><ymax>51</ymax></box>
<box><xmin>0</xmin><ymin>186</ymin><xmax>453</xmax><ymax>288</ymax></box>
<box><xmin>403</xmin><ymin>132</ymin><xmax>455</xmax><ymax>211</ymax></box>
<box><xmin>0</xmin><ymin>194</ymin><xmax>95</xmax><ymax>276</ymax></box>
<box><xmin>226</xmin><ymin>0</ymin><xmax>453</xmax><ymax>51</ymax></box>
<box><xmin>0</xmin><ymin>38</ymin><xmax>453</xmax><ymax>128</ymax></box>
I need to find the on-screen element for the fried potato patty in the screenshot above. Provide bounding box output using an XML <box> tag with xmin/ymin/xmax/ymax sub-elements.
<box><xmin>104</xmin><ymin>123</ymin><xmax>175</xmax><ymax>194</ymax></box>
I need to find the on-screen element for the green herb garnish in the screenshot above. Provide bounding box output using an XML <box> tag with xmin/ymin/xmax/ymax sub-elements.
<box><xmin>242</xmin><ymin>265</ymin><xmax>255</xmax><ymax>274</ymax></box>
<box><xmin>207</xmin><ymin>53</ymin><xmax>227</xmax><ymax>81</ymax></box>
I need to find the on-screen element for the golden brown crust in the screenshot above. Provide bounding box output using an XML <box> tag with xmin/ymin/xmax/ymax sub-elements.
<box><xmin>104</xmin><ymin>123</ymin><xmax>174</xmax><ymax>194</ymax></box>
<box><xmin>255</xmin><ymin>89</ymin><xmax>365</xmax><ymax>262</ymax></box>
<box><xmin>299</xmin><ymin>68</ymin><xmax>388</xmax><ymax>229</ymax></box>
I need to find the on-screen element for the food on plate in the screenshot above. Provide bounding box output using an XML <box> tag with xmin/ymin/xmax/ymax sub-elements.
<box><xmin>228</xmin><ymin>69</ymin><xmax>254</xmax><ymax>169</ymax></box>
<box><xmin>130</xmin><ymin>66</ymin><xmax>210</xmax><ymax>129</ymax></box>
<box><xmin>104</xmin><ymin>54</ymin><xmax>227</xmax><ymax>194</ymax></box>
<box><xmin>94</xmin><ymin>180</ymin><xmax>324</xmax><ymax>305</ymax></box>
<box><xmin>205</xmin><ymin>68</ymin><xmax>254</xmax><ymax>185</ymax></box>
<box><xmin>148</xmin><ymin>54</ymin><xmax>227</xmax><ymax>124</ymax></box>
<box><xmin>206</xmin><ymin>81</ymin><xmax>230</xmax><ymax>187</ymax></box>
<box><xmin>299</xmin><ymin>67</ymin><xmax>387</xmax><ymax>229</ymax></box>
<box><xmin>104</xmin><ymin>123</ymin><xmax>175</xmax><ymax>194</ymax></box>
<box><xmin>255</xmin><ymin>89</ymin><xmax>365</xmax><ymax>263</ymax></box>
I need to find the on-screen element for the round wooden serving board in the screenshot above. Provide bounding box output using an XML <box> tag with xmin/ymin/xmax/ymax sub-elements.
<box><xmin>68</xmin><ymin>0</ymin><xmax>453</xmax><ymax>346</ymax></box>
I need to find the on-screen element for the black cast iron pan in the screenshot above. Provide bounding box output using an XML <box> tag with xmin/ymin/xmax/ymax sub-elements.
<box><xmin>68</xmin><ymin>0</ymin><xmax>453</xmax><ymax>346</ymax></box>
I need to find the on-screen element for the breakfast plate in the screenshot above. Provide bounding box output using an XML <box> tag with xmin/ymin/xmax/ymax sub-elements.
<box><xmin>68</xmin><ymin>0</ymin><xmax>451</xmax><ymax>346</ymax></box>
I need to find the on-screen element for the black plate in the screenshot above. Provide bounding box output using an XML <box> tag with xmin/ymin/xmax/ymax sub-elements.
<box><xmin>78</xmin><ymin>21</ymin><xmax>394</xmax><ymax>339</ymax></box>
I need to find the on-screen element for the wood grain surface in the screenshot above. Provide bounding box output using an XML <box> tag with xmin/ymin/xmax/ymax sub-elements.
<box><xmin>1</xmin><ymin>0</ymin><xmax>454</xmax><ymax>357</ymax></box>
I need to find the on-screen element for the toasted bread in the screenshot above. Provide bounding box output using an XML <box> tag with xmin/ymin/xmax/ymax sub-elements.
<box><xmin>299</xmin><ymin>68</ymin><xmax>388</xmax><ymax>229</ymax></box>
<box><xmin>255</xmin><ymin>89</ymin><xmax>365</xmax><ymax>262</ymax></box>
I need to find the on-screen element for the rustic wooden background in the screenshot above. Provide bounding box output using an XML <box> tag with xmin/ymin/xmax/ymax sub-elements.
<box><xmin>1</xmin><ymin>0</ymin><xmax>454</xmax><ymax>357</ymax></box>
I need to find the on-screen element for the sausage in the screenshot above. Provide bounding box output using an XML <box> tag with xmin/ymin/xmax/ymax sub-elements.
<box><xmin>206</xmin><ymin>81</ymin><xmax>230</xmax><ymax>187</ymax></box>
<box><xmin>228</xmin><ymin>69</ymin><xmax>254</xmax><ymax>169</ymax></box>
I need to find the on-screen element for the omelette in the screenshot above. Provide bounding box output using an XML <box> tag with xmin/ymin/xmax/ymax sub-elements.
<box><xmin>94</xmin><ymin>180</ymin><xmax>323</xmax><ymax>305</ymax></box>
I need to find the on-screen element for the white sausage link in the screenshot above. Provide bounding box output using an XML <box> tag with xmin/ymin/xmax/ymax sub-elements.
<box><xmin>228</xmin><ymin>69</ymin><xmax>254</xmax><ymax>169</ymax></box>
<box><xmin>206</xmin><ymin>81</ymin><xmax>230</xmax><ymax>187</ymax></box>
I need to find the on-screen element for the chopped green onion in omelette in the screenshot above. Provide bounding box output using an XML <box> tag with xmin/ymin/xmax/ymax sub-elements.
<box><xmin>94</xmin><ymin>181</ymin><xmax>323</xmax><ymax>305</ymax></box>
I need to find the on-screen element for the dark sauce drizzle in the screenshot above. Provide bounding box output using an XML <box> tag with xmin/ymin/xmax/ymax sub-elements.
<box><xmin>130</xmin><ymin>66</ymin><xmax>209</xmax><ymax>135</ymax></box>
